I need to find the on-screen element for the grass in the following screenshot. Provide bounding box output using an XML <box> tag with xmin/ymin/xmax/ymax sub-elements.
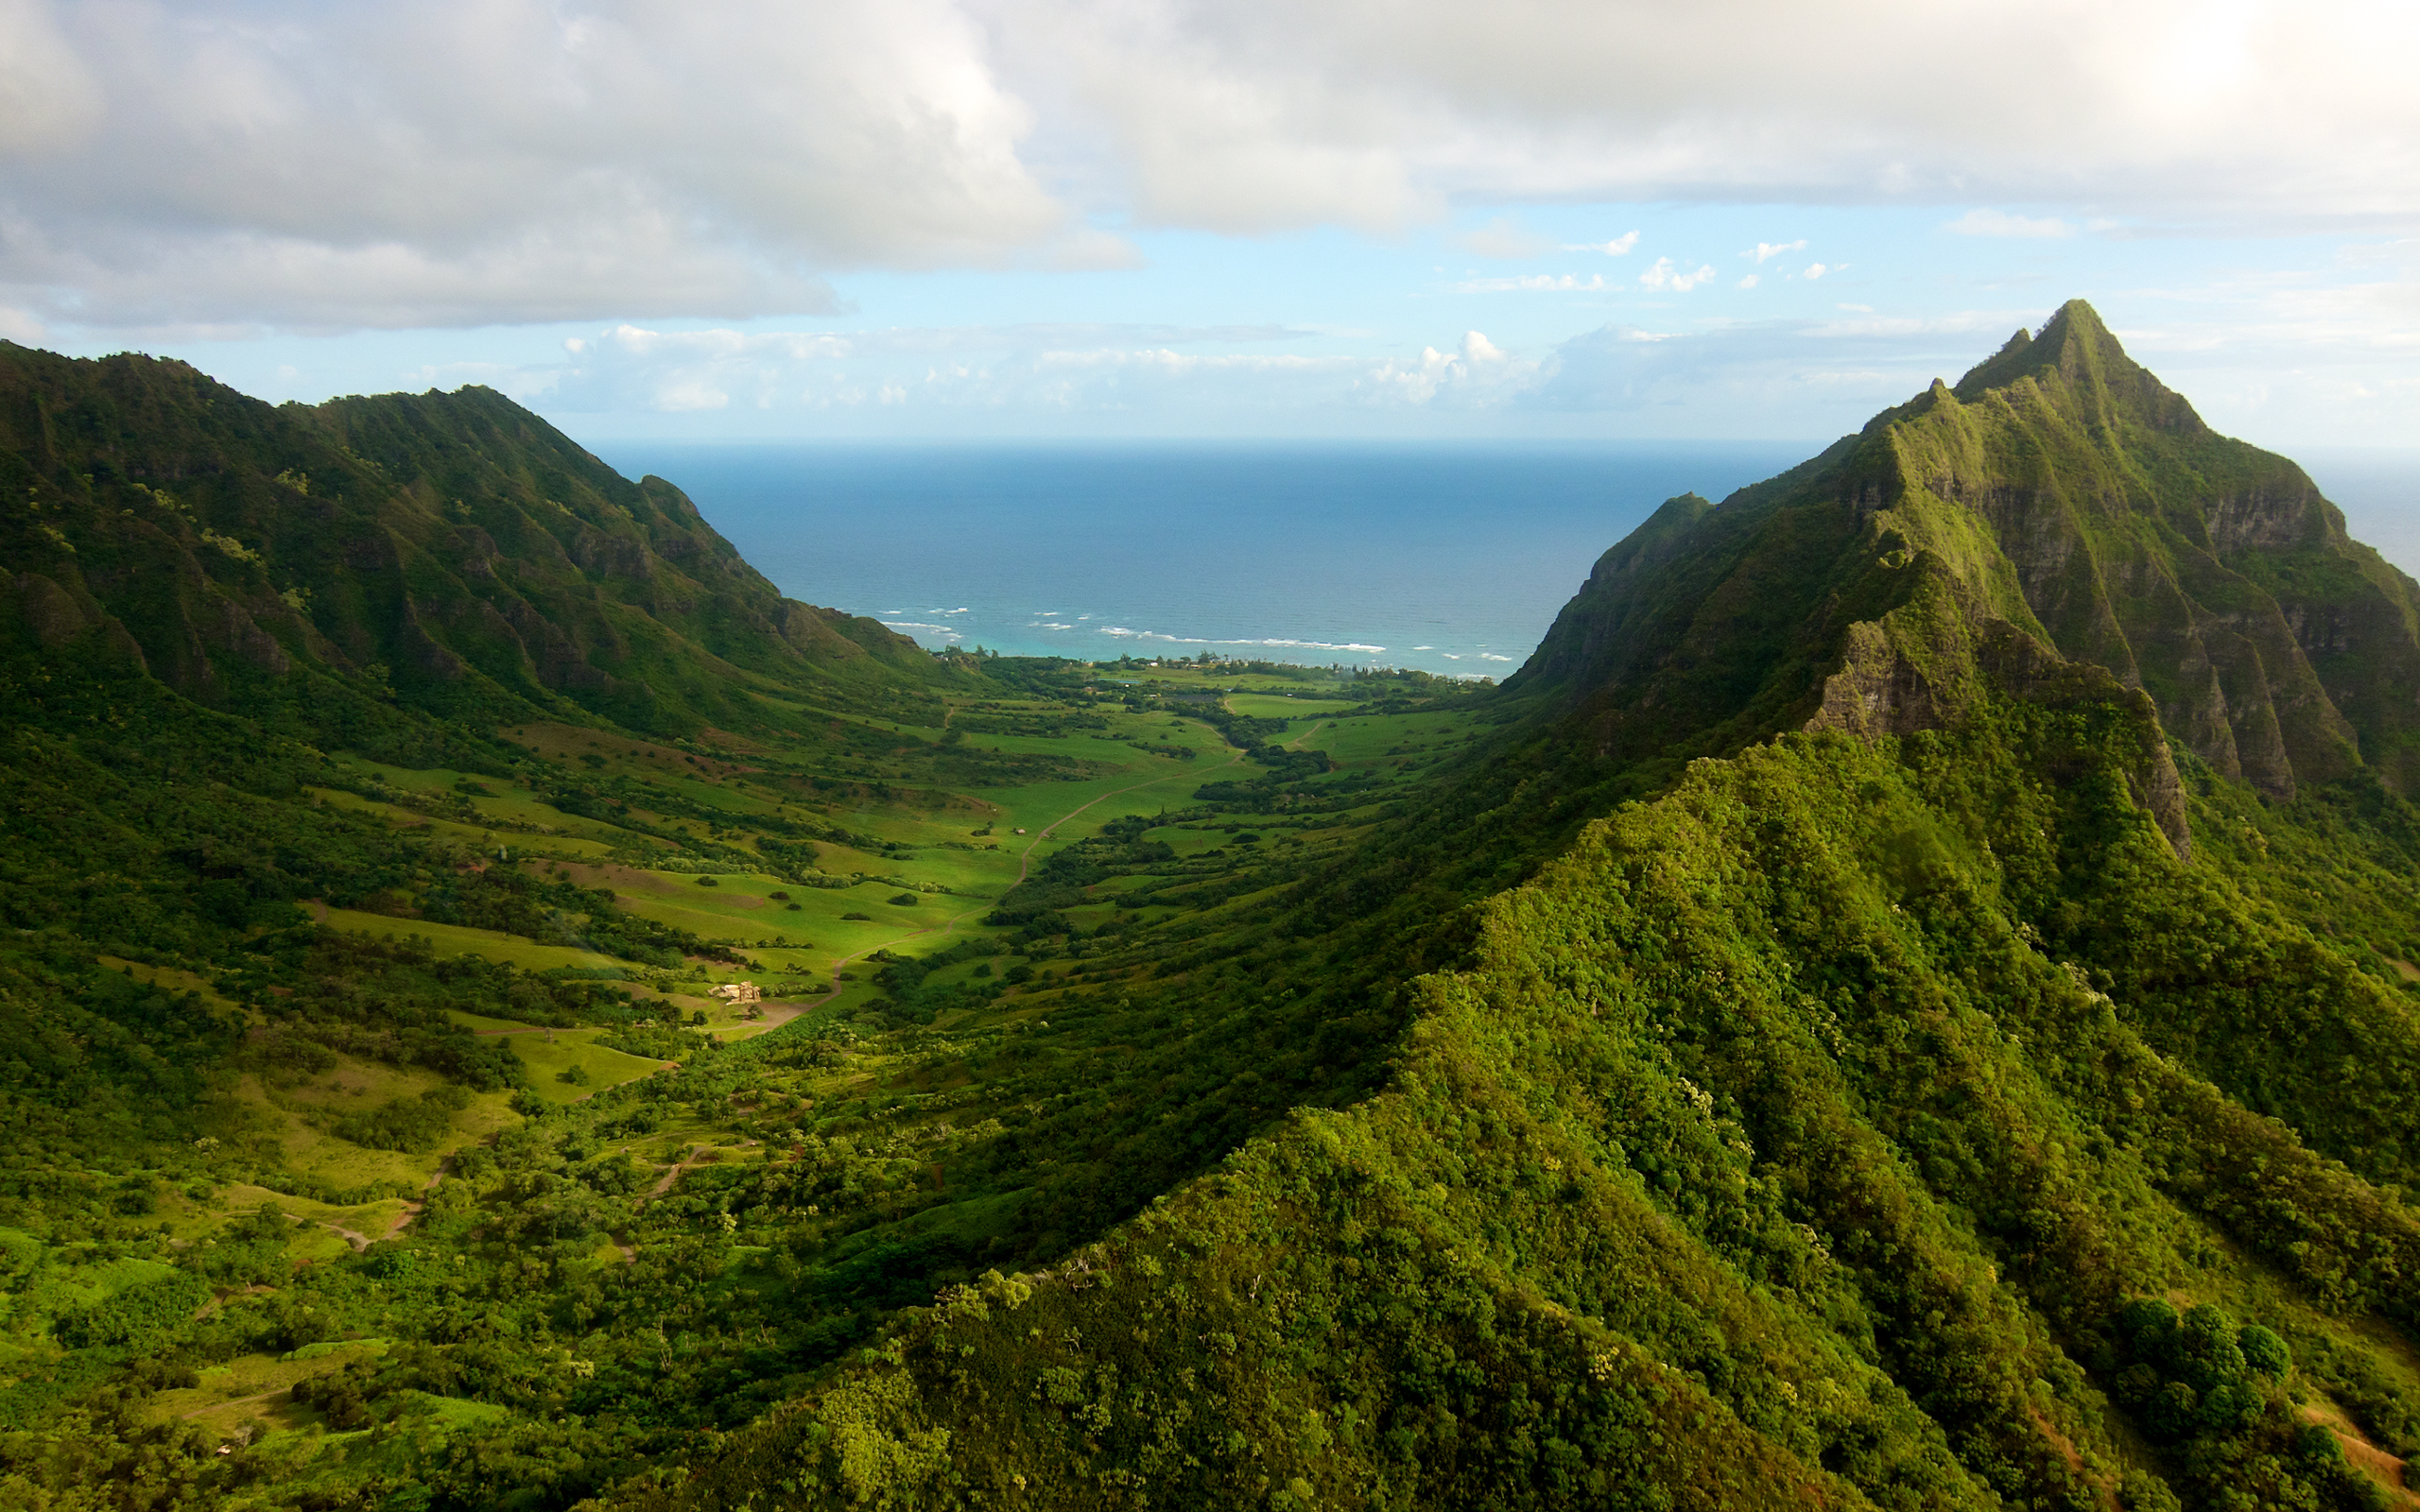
<box><xmin>1294</xmin><ymin>707</ymin><xmax>1485</xmax><ymax>766</ymax></box>
<box><xmin>95</xmin><ymin>955</ymin><xmax>244</xmax><ymax>1013</ymax></box>
<box><xmin>1224</xmin><ymin>691</ymin><xmax>1359</xmax><ymax>720</ymax></box>
<box><xmin>146</xmin><ymin>1343</ymin><xmax>389</xmax><ymax>1433</ymax></box>
<box><xmin>504</xmin><ymin>1031</ymin><xmax>674</xmax><ymax>1105</ymax></box>
<box><xmin>319</xmin><ymin>906</ymin><xmax>625</xmax><ymax>972</ymax></box>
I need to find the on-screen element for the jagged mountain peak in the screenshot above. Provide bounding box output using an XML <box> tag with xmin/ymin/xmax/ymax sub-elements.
<box><xmin>1946</xmin><ymin>298</ymin><xmax>2209</xmax><ymax>438</ymax></box>
<box><xmin>1507</xmin><ymin>301</ymin><xmax>2420</xmax><ymax>831</ymax></box>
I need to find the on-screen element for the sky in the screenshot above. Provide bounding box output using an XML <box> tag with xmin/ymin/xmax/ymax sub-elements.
<box><xmin>2</xmin><ymin>0</ymin><xmax>2416</xmax><ymax>449</ymax></box>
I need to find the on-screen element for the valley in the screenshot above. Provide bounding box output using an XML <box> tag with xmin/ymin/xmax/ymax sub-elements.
<box><xmin>9</xmin><ymin>308</ymin><xmax>2420</xmax><ymax>1511</ymax></box>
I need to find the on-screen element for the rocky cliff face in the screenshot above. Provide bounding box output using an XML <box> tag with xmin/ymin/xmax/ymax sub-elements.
<box><xmin>0</xmin><ymin>346</ymin><xmax>942</xmax><ymax>739</ymax></box>
<box><xmin>1505</xmin><ymin>301</ymin><xmax>2420</xmax><ymax>843</ymax></box>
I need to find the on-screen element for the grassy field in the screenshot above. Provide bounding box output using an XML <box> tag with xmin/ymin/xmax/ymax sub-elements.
<box><xmin>317</xmin><ymin>907</ymin><xmax>627</xmax><ymax>972</ymax></box>
<box><xmin>219</xmin><ymin>1046</ymin><xmax>518</xmax><ymax>1194</ymax></box>
<box><xmin>179</xmin><ymin>662</ymin><xmax>1461</xmax><ymax>1281</ymax></box>
<box><xmin>1223</xmin><ymin>691</ymin><xmax>1360</xmax><ymax>721</ymax></box>
<box><xmin>147</xmin><ymin>1341</ymin><xmax>391</xmax><ymax>1434</ymax></box>
<box><xmin>504</xmin><ymin>1031</ymin><xmax>674</xmax><ymax>1105</ymax></box>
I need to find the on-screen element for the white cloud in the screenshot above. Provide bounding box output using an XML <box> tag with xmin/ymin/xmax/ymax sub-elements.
<box><xmin>512</xmin><ymin>318</ymin><xmax>1547</xmax><ymax>417</ymax></box>
<box><xmin>1805</xmin><ymin>264</ymin><xmax>1829</xmax><ymax>280</ymax></box>
<box><xmin>1362</xmin><ymin>329</ymin><xmax>1541</xmax><ymax>405</ymax></box>
<box><xmin>1009</xmin><ymin>0</ymin><xmax>2420</xmax><ymax>236</ymax></box>
<box><xmin>5</xmin><ymin>0</ymin><xmax>2415</xmax><ymax>330</ymax></box>
<box><xmin>1945</xmin><ymin>209</ymin><xmax>2079</xmax><ymax>238</ymax></box>
<box><xmin>1750</xmin><ymin>240</ymin><xmax>1806</xmax><ymax>264</ymax></box>
<box><xmin>1449</xmin><ymin>273</ymin><xmax>1611</xmax><ymax>293</ymax></box>
<box><xmin>0</xmin><ymin>0</ymin><xmax>1074</xmax><ymax>330</ymax></box>
<box><xmin>1639</xmin><ymin>257</ymin><xmax>1717</xmax><ymax>292</ymax></box>
<box><xmin>1568</xmin><ymin>232</ymin><xmax>1641</xmax><ymax>255</ymax></box>
<box><xmin>1520</xmin><ymin>310</ymin><xmax>2047</xmax><ymax>424</ymax></box>
<box><xmin>1737</xmin><ymin>274</ymin><xmax>1760</xmax><ymax>290</ymax></box>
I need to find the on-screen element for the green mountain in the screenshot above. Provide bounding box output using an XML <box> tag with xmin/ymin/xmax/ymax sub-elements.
<box><xmin>1</xmin><ymin>343</ymin><xmax>944</xmax><ymax>747</ymax></box>
<box><xmin>1508</xmin><ymin>301</ymin><xmax>2420</xmax><ymax>806</ymax></box>
<box><xmin>609</xmin><ymin>306</ymin><xmax>2420</xmax><ymax>1512</ymax></box>
<box><xmin>7</xmin><ymin>309</ymin><xmax>2420</xmax><ymax>1512</ymax></box>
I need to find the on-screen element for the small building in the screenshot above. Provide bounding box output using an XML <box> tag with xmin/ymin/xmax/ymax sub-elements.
<box><xmin>711</xmin><ymin>981</ymin><xmax>763</xmax><ymax>1005</ymax></box>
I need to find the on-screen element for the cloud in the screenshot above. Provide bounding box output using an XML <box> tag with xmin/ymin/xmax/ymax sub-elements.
<box><xmin>1362</xmin><ymin>329</ymin><xmax>1543</xmax><ymax>405</ymax></box>
<box><xmin>5</xmin><ymin>0</ymin><xmax>2415</xmax><ymax>330</ymax></box>
<box><xmin>0</xmin><ymin>0</ymin><xmax>1074</xmax><ymax>330</ymax></box>
<box><xmin>1750</xmin><ymin>240</ymin><xmax>1806</xmax><ymax>264</ymax></box>
<box><xmin>1519</xmin><ymin>309</ymin><xmax>2048</xmax><ymax>423</ymax></box>
<box><xmin>1449</xmin><ymin>273</ymin><xmax>1611</xmax><ymax>293</ymax></box>
<box><xmin>1945</xmin><ymin>209</ymin><xmax>2079</xmax><ymax>238</ymax></box>
<box><xmin>1638</xmin><ymin>257</ymin><xmax>1717</xmax><ymax>292</ymax></box>
<box><xmin>1568</xmin><ymin>232</ymin><xmax>1641</xmax><ymax>255</ymax></box>
<box><xmin>1737</xmin><ymin>274</ymin><xmax>1760</xmax><ymax>290</ymax></box>
<box><xmin>1459</xmin><ymin>216</ymin><xmax>1559</xmax><ymax>258</ymax></box>
<box><xmin>510</xmin><ymin>318</ymin><xmax>1546</xmax><ymax>416</ymax></box>
<box><xmin>1009</xmin><ymin>0</ymin><xmax>2420</xmax><ymax>235</ymax></box>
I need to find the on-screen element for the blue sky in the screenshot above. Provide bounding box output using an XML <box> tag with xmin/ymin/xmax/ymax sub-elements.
<box><xmin>4</xmin><ymin>1</ymin><xmax>2414</xmax><ymax>451</ymax></box>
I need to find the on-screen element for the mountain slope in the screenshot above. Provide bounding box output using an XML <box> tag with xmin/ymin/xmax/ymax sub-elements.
<box><xmin>0</xmin><ymin>344</ymin><xmax>943</xmax><ymax>746</ymax></box>
<box><xmin>606</xmin><ymin>306</ymin><xmax>2420</xmax><ymax>1512</ymax></box>
<box><xmin>624</xmin><ymin>711</ymin><xmax>2420</xmax><ymax>1512</ymax></box>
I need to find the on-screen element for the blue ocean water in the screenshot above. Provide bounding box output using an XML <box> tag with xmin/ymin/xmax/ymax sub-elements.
<box><xmin>590</xmin><ymin>441</ymin><xmax>1816</xmax><ymax>679</ymax></box>
<box><xmin>587</xmin><ymin>441</ymin><xmax>2420</xmax><ymax>681</ymax></box>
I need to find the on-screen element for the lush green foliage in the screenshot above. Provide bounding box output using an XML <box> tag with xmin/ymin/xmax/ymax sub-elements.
<box><xmin>8</xmin><ymin>319</ymin><xmax>2420</xmax><ymax>1512</ymax></box>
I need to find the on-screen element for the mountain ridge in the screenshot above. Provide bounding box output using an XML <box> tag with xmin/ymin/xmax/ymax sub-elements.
<box><xmin>1505</xmin><ymin>301</ymin><xmax>2420</xmax><ymax>816</ymax></box>
<box><xmin>1</xmin><ymin>344</ymin><xmax>947</xmax><ymax>750</ymax></box>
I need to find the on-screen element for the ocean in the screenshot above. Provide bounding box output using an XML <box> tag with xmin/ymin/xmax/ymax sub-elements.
<box><xmin>590</xmin><ymin>441</ymin><xmax>2420</xmax><ymax>680</ymax></box>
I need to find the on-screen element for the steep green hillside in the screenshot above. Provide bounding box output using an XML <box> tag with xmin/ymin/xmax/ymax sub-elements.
<box><xmin>591</xmin><ymin>308</ymin><xmax>2420</xmax><ymax>1512</ymax></box>
<box><xmin>0</xmin><ymin>345</ymin><xmax>946</xmax><ymax>746</ymax></box>
<box><xmin>620</xmin><ymin>694</ymin><xmax>2420</xmax><ymax>1512</ymax></box>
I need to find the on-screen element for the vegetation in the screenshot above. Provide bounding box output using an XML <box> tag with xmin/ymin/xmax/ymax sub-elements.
<box><xmin>6</xmin><ymin>310</ymin><xmax>2420</xmax><ymax>1510</ymax></box>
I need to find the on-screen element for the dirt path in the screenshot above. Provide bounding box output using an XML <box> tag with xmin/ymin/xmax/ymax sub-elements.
<box><xmin>377</xmin><ymin>1157</ymin><xmax>452</xmax><ymax>1243</ymax></box>
<box><xmin>275</xmin><ymin>1210</ymin><xmax>375</xmax><ymax>1254</ymax></box>
<box><xmin>646</xmin><ymin>1145</ymin><xmax>708</xmax><ymax>1200</ymax></box>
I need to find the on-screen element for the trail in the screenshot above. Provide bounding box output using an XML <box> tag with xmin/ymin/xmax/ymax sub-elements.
<box><xmin>646</xmin><ymin>1144</ymin><xmax>708</xmax><ymax>1200</ymax></box>
<box><xmin>275</xmin><ymin>1209</ymin><xmax>375</xmax><ymax>1254</ymax></box>
<box><xmin>180</xmin><ymin>1386</ymin><xmax>287</xmax><ymax>1421</ymax></box>
<box><xmin>379</xmin><ymin>1157</ymin><xmax>452</xmax><ymax>1243</ymax></box>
